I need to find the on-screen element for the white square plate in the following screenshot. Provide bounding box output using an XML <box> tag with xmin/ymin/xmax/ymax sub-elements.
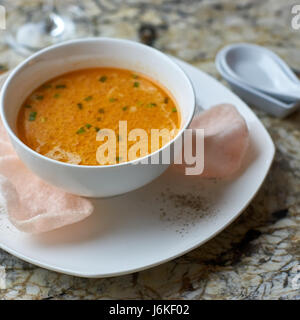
<box><xmin>0</xmin><ymin>58</ymin><xmax>275</xmax><ymax>278</ymax></box>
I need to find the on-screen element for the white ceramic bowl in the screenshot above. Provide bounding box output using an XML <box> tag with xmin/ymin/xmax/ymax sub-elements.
<box><xmin>0</xmin><ymin>38</ymin><xmax>195</xmax><ymax>197</ymax></box>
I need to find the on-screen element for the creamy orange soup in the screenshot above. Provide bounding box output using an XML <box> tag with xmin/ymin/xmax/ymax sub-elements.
<box><xmin>17</xmin><ymin>68</ymin><xmax>180</xmax><ymax>165</ymax></box>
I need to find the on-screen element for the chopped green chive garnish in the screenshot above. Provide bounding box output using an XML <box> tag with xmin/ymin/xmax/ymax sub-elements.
<box><xmin>54</xmin><ymin>93</ymin><xmax>60</xmax><ymax>98</ymax></box>
<box><xmin>109</xmin><ymin>98</ymin><xmax>116</xmax><ymax>102</ymax></box>
<box><xmin>122</xmin><ymin>106</ymin><xmax>128</xmax><ymax>111</ymax></box>
<box><xmin>133</xmin><ymin>81</ymin><xmax>140</xmax><ymax>88</ymax></box>
<box><xmin>77</xmin><ymin>103</ymin><xmax>83</xmax><ymax>110</ymax></box>
<box><xmin>98</xmin><ymin>108</ymin><xmax>105</xmax><ymax>114</ymax></box>
<box><xmin>164</xmin><ymin>97</ymin><xmax>169</xmax><ymax>104</ymax></box>
<box><xmin>172</xmin><ymin>108</ymin><xmax>177</xmax><ymax>112</ymax></box>
<box><xmin>42</xmin><ymin>84</ymin><xmax>52</xmax><ymax>89</ymax></box>
<box><xmin>132</xmin><ymin>74</ymin><xmax>139</xmax><ymax>79</ymax></box>
<box><xmin>84</xmin><ymin>96</ymin><xmax>93</xmax><ymax>101</ymax></box>
<box><xmin>55</xmin><ymin>84</ymin><xmax>66</xmax><ymax>89</ymax></box>
<box><xmin>76</xmin><ymin>127</ymin><xmax>86</xmax><ymax>134</ymax></box>
<box><xmin>146</xmin><ymin>103</ymin><xmax>157</xmax><ymax>108</ymax></box>
<box><xmin>29</xmin><ymin>111</ymin><xmax>37</xmax><ymax>121</ymax></box>
<box><xmin>99</xmin><ymin>76</ymin><xmax>107</xmax><ymax>82</ymax></box>
<box><xmin>36</xmin><ymin>95</ymin><xmax>44</xmax><ymax>100</ymax></box>
<box><xmin>25</xmin><ymin>104</ymin><xmax>32</xmax><ymax>109</ymax></box>
<box><xmin>95</xmin><ymin>127</ymin><xmax>100</xmax><ymax>132</ymax></box>
<box><xmin>85</xmin><ymin>123</ymin><xmax>92</xmax><ymax>129</ymax></box>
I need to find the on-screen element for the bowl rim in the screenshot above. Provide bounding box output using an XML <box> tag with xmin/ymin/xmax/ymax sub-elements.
<box><xmin>0</xmin><ymin>37</ymin><xmax>196</xmax><ymax>169</ymax></box>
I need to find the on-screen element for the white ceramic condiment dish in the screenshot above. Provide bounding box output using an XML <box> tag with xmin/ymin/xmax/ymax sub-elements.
<box><xmin>0</xmin><ymin>38</ymin><xmax>195</xmax><ymax>197</ymax></box>
<box><xmin>218</xmin><ymin>43</ymin><xmax>300</xmax><ymax>102</ymax></box>
<box><xmin>216</xmin><ymin>56</ymin><xmax>300</xmax><ymax>118</ymax></box>
<box><xmin>216</xmin><ymin>43</ymin><xmax>300</xmax><ymax>117</ymax></box>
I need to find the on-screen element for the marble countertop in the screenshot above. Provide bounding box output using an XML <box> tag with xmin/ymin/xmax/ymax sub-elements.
<box><xmin>0</xmin><ymin>0</ymin><xmax>299</xmax><ymax>300</ymax></box>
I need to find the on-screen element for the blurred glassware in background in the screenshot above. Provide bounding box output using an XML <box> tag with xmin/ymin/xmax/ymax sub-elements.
<box><xmin>2</xmin><ymin>0</ymin><xmax>92</xmax><ymax>56</ymax></box>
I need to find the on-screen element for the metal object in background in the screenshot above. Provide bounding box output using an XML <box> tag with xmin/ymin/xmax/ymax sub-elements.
<box><xmin>4</xmin><ymin>0</ymin><xmax>92</xmax><ymax>56</ymax></box>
